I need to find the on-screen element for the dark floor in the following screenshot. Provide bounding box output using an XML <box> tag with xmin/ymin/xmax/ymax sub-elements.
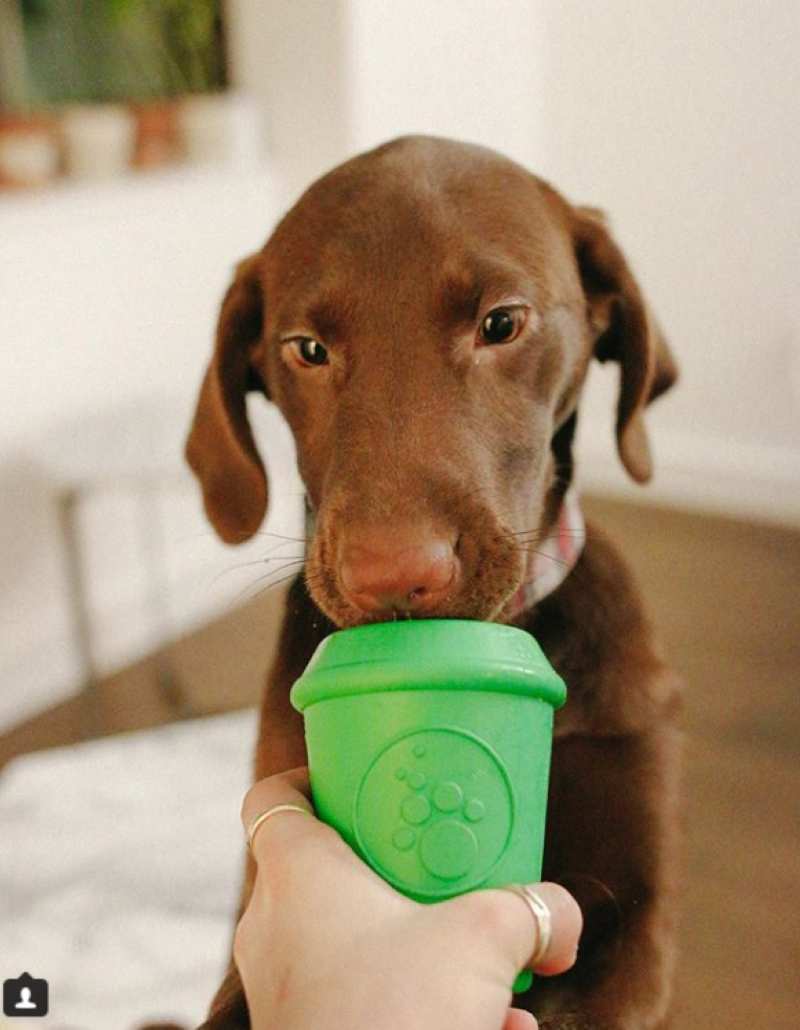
<box><xmin>2</xmin><ymin>495</ymin><xmax>799</xmax><ymax>1028</ymax></box>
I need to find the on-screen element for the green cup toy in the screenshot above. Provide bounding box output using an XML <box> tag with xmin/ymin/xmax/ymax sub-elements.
<box><xmin>290</xmin><ymin>619</ymin><xmax>566</xmax><ymax>993</ymax></box>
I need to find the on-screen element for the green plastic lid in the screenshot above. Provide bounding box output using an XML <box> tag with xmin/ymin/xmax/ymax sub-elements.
<box><xmin>291</xmin><ymin>620</ymin><xmax>566</xmax><ymax>712</ymax></box>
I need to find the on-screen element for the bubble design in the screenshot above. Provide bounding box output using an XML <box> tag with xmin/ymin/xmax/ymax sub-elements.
<box><xmin>392</xmin><ymin>827</ymin><xmax>416</xmax><ymax>851</ymax></box>
<box><xmin>464</xmin><ymin>798</ymin><xmax>486</xmax><ymax>823</ymax></box>
<box><xmin>354</xmin><ymin>728</ymin><xmax>514</xmax><ymax>898</ymax></box>
<box><xmin>420</xmin><ymin>820</ymin><xmax>477</xmax><ymax>879</ymax></box>
<box><xmin>402</xmin><ymin>794</ymin><xmax>431</xmax><ymax>825</ymax></box>
<box><xmin>433</xmin><ymin>782</ymin><xmax>463</xmax><ymax>813</ymax></box>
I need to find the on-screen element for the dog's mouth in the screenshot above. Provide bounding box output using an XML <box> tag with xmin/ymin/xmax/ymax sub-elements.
<box><xmin>304</xmin><ymin>520</ymin><xmax>526</xmax><ymax>629</ymax></box>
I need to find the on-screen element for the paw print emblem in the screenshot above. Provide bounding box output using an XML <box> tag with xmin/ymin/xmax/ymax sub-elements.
<box><xmin>354</xmin><ymin>728</ymin><xmax>515</xmax><ymax>898</ymax></box>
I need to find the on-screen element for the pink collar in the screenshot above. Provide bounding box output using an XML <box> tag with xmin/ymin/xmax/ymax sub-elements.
<box><xmin>508</xmin><ymin>490</ymin><xmax>586</xmax><ymax>617</ymax></box>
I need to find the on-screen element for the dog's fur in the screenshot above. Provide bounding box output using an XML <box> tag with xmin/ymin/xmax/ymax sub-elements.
<box><xmin>186</xmin><ymin>136</ymin><xmax>683</xmax><ymax>1029</ymax></box>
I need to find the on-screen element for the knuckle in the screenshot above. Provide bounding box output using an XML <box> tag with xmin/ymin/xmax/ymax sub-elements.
<box><xmin>470</xmin><ymin>891</ymin><xmax>519</xmax><ymax>941</ymax></box>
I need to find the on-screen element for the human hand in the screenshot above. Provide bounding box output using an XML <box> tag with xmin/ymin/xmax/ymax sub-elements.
<box><xmin>235</xmin><ymin>768</ymin><xmax>582</xmax><ymax>1030</ymax></box>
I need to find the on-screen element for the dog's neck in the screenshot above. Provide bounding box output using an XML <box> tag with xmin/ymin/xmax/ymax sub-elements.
<box><xmin>508</xmin><ymin>488</ymin><xmax>586</xmax><ymax>618</ymax></box>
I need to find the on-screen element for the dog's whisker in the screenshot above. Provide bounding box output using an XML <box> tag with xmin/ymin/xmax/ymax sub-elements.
<box><xmin>211</xmin><ymin>554</ymin><xmax>307</xmax><ymax>585</ymax></box>
<box><xmin>232</xmin><ymin>560</ymin><xmax>307</xmax><ymax>605</ymax></box>
<box><xmin>176</xmin><ymin>520</ymin><xmax>311</xmax><ymax>545</ymax></box>
<box><xmin>527</xmin><ymin>550</ymin><xmax>573</xmax><ymax>571</ymax></box>
<box><xmin>246</xmin><ymin>570</ymin><xmax>309</xmax><ymax>604</ymax></box>
<box><xmin>251</xmin><ymin>530</ymin><xmax>311</xmax><ymax>543</ymax></box>
<box><xmin>513</xmin><ymin>538</ymin><xmax>592</xmax><ymax>556</ymax></box>
<box><xmin>512</xmin><ymin>528</ymin><xmax>598</xmax><ymax>547</ymax></box>
<box><xmin>526</xmin><ymin>550</ymin><xmax>588</xmax><ymax>588</ymax></box>
<box><xmin>511</xmin><ymin>526</ymin><xmax>589</xmax><ymax>538</ymax></box>
<box><xmin>512</xmin><ymin>533</ymin><xmax>591</xmax><ymax>547</ymax></box>
<box><xmin>262</xmin><ymin>535</ymin><xmax>308</xmax><ymax>554</ymax></box>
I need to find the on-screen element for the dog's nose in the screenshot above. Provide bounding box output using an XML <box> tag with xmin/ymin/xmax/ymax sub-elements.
<box><xmin>340</xmin><ymin>527</ymin><xmax>458</xmax><ymax>615</ymax></box>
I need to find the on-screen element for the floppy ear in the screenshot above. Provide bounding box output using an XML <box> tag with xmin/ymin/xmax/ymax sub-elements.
<box><xmin>186</xmin><ymin>253</ymin><xmax>268</xmax><ymax>544</ymax></box>
<box><xmin>573</xmin><ymin>208</ymin><xmax>678</xmax><ymax>482</ymax></box>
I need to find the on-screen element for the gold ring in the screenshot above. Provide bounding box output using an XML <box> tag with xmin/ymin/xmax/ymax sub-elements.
<box><xmin>246</xmin><ymin>803</ymin><xmax>312</xmax><ymax>855</ymax></box>
<box><xmin>503</xmin><ymin>884</ymin><xmax>553</xmax><ymax>966</ymax></box>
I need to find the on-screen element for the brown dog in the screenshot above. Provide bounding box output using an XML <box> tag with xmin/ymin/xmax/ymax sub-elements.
<box><xmin>186</xmin><ymin>136</ymin><xmax>683</xmax><ymax>1029</ymax></box>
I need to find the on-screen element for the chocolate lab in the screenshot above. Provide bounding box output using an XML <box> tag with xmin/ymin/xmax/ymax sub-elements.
<box><xmin>185</xmin><ymin>136</ymin><xmax>683</xmax><ymax>1029</ymax></box>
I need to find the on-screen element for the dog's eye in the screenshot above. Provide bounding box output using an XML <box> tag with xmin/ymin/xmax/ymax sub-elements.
<box><xmin>479</xmin><ymin>307</ymin><xmax>525</xmax><ymax>346</ymax></box>
<box><xmin>290</xmin><ymin>337</ymin><xmax>329</xmax><ymax>367</ymax></box>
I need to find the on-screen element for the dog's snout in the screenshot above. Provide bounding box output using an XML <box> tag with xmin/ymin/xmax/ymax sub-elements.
<box><xmin>339</xmin><ymin>527</ymin><xmax>458</xmax><ymax>616</ymax></box>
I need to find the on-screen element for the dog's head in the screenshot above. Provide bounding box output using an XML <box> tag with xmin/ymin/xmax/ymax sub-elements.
<box><xmin>187</xmin><ymin>136</ymin><xmax>676</xmax><ymax>626</ymax></box>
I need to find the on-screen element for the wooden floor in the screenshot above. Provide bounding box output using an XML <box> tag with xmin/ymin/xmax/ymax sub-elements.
<box><xmin>581</xmin><ymin>499</ymin><xmax>800</xmax><ymax>1030</ymax></box>
<box><xmin>2</xmin><ymin>496</ymin><xmax>798</xmax><ymax>1028</ymax></box>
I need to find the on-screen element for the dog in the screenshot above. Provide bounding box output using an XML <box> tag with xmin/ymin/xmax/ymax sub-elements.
<box><xmin>185</xmin><ymin>135</ymin><xmax>683</xmax><ymax>1029</ymax></box>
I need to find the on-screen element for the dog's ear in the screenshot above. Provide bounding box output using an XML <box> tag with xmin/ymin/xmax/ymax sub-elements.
<box><xmin>573</xmin><ymin>208</ymin><xmax>678</xmax><ymax>483</ymax></box>
<box><xmin>186</xmin><ymin>252</ymin><xmax>268</xmax><ymax>543</ymax></box>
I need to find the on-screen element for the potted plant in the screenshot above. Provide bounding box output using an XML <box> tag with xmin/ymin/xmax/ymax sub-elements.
<box><xmin>2</xmin><ymin>0</ymin><xmax>230</xmax><ymax>183</ymax></box>
<box><xmin>130</xmin><ymin>96</ymin><xmax>180</xmax><ymax>169</ymax></box>
<box><xmin>174</xmin><ymin>0</ymin><xmax>233</xmax><ymax>167</ymax></box>
<box><xmin>98</xmin><ymin>0</ymin><xmax>229</xmax><ymax>167</ymax></box>
<box><xmin>59</xmin><ymin>101</ymin><xmax>137</xmax><ymax>180</ymax></box>
<box><xmin>0</xmin><ymin>0</ymin><xmax>59</xmax><ymax>189</ymax></box>
<box><xmin>104</xmin><ymin>0</ymin><xmax>186</xmax><ymax>169</ymax></box>
<box><xmin>3</xmin><ymin>0</ymin><xmax>138</xmax><ymax>182</ymax></box>
<box><xmin>48</xmin><ymin>1</ymin><xmax>140</xmax><ymax>179</ymax></box>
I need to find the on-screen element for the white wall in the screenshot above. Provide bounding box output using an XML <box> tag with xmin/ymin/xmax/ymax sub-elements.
<box><xmin>240</xmin><ymin>0</ymin><xmax>800</xmax><ymax>523</ymax></box>
<box><xmin>238</xmin><ymin>0</ymin><xmax>545</xmax><ymax>202</ymax></box>
<box><xmin>536</xmin><ymin>0</ymin><xmax>800</xmax><ymax>522</ymax></box>
<box><xmin>228</xmin><ymin>0</ymin><xmax>352</xmax><ymax>206</ymax></box>
<box><xmin>344</xmin><ymin>0</ymin><xmax>545</xmax><ymax>168</ymax></box>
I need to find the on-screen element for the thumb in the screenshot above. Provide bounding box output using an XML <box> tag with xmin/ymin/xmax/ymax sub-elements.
<box><xmin>439</xmin><ymin>882</ymin><xmax>582</xmax><ymax>979</ymax></box>
<box><xmin>503</xmin><ymin>1009</ymin><xmax>538</xmax><ymax>1030</ymax></box>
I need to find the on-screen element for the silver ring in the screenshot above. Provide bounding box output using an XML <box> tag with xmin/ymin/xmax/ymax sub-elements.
<box><xmin>246</xmin><ymin>804</ymin><xmax>312</xmax><ymax>855</ymax></box>
<box><xmin>503</xmin><ymin>884</ymin><xmax>553</xmax><ymax>966</ymax></box>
